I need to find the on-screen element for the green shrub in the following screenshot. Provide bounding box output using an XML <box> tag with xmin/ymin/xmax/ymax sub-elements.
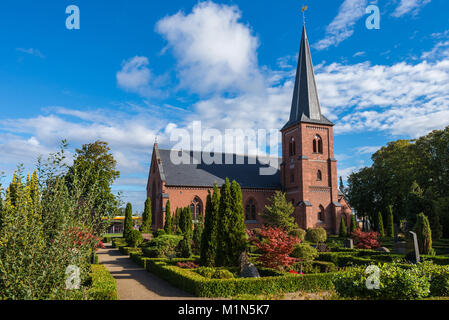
<box><xmin>305</xmin><ymin>228</ymin><xmax>327</xmax><ymax>244</ymax></box>
<box><xmin>291</xmin><ymin>261</ymin><xmax>337</xmax><ymax>274</ymax></box>
<box><xmin>127</xmin><ymin>230</ymin><xmax>143</xmax><ymax>248</ymax></box>
<box><xmin>333</xmin><ymin>263</ymin><xmax>431</xmax><ymax>300</ymax></box>
<box><xmin>177</xmin><ymin>235</ymin><xmax>192</xmax><ymax>258</ymax></box>
<box><xmin>415</xmin><ymin>212</ymin><xmax>433</xmax><ymax>255</ymax></box>
<box><xmin>154</xmin><ymin>229</ymin><xmax>166</xmax><ymax>238</ymax></box>
<box><xmin>211</xmin><ymin>269</ymin><xmax>234</xmax><ymax>279</ymax></box>
<box><xmin>289</xmin><ymin>228</ymin><xmax>306</xmax><ymax>241</ymax></box>
<box><xmin>145</xmin><ymin>259</ymin><xmax>335</xmax><ymax>297</ymax></box>
<box><xmin>196</xmin><ymin>267</ymin><xmax>216</xmax><ymax>279</ymax></box>
<box><xmin>291</xmin><ymin>243</ymin><xmax>318</xmax><ymax>261</ymax></box>
<box><xmin>87</xmin><ymin>265</ymin><xmax>117</xmax><ymax>300</ymax></box>
<box><xmin>430</xmin><ymin>272</ymin><xmax>449</xmax><ymax>296</ymax></box>
<box><xmin>143</xmin><ymin>234</ymin><xmax>182</xmax><ymax>258</ymax></box>
<box><xmin>112</xmin><ymin>237</ymin><xmax>128</xmax><ymax>249</ymax></box>
<box><xmin>339</xmin><ymin>217</ymin><xmax>347</xmax><ymax>238</ymax></box>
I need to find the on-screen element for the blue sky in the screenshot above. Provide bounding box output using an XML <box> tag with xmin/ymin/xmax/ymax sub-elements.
<box><xmin>1</xmin><ymin>0</ymin><xmax>449</xmax><ymax>212</ymax></box>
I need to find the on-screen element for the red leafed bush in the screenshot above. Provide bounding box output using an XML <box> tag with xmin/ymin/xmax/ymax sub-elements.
<box><xmin>248</xmin><ymin>226</ymin><xmax>300</xmax><ymax>270</ymax></box>
<box><xmin>176</xmin><ymin>261</ymin><xmax>199</xmax><ymax>269</ymax></box>
<box><xmin>351</xmin><ymin>229</ymin><xmax>381</xmax><ymax>249</ymax></box>
<box><xmin>67</xmin><ymin>227</ymin><xmax>105</xmax><ymax>250</ymax></box>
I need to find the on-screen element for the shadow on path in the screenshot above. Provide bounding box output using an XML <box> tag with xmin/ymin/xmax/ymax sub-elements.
<box><xmin>97</xmin><ymin>245</ymin><xmax>202</xmax><ymax>300</ymax></box>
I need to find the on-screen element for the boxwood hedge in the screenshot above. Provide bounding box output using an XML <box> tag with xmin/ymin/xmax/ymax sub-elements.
<box><xmin>87</xmin><ymin>265</ymin><xmax>117</xmax><ymax>300</ymax></box>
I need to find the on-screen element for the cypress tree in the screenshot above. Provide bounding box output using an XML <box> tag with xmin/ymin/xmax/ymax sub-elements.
<box><xmin>192</xmin><ymin>210</ymin><xmax>204</xmax><ymax>253</ymax></box>
<box><xmin>216</xmin><ymin>178</ymin><xmax>233</xmax><ymax>267</ymax></box>
<box><xmin>141</xmin><ymin>198</ymin><xmax>152</xmax><ymax>233</ymax></box>
<box><xmin>377</xmin><ymin>211</ymin><xmax>385</xmax><ymax>237</ymax></box>
<box><xmin>228</xmin><ymin>180</ymin><xmax>247</xmax><ymax>264</ymax></box>
<box><xmin>386</xmin><ymin>205</ymin><xmax>394</xmax><ymax>238</ymax></box>
<box><xmin>164</xmin><ymin>200</ymin><xmax>172</xmax><ymax>234</ymax></box>
<box><xmin>200</xmin><ymin>184</ymin><xmax>220</xmax><ymax>267</ymax></box>
<box><xmin>178</xmin><ymin>233</ymin><xmax>192</xmax><ymax>258</ymax></box>
<box><xmin>123</xmin><ymin>203</ymin><xmax>133</xmax><ymax>239</ymax></box>
<box><xmin>349</xmin><ymin>215</ymin><xmax>357</xmax><ymax>235</ymax></box>
<box><xmin>174</xmin><ymin>208</ymin><xmax>182</xmax><ymax>234</ymax></box>
<box><xmin>415</xmin><ymin>212</ymin><xmax>433</xmax><ymax>255</ymax></box>
<box><xmin>339</xmin><ymin>216</ymin><xmax>347</xmax><ymax>238</ymax></box>
<box><xmin>0</xmin><ymin>193</ymin><xmax>3</xmax><ymax>232</ymax></box>
<box><xmin>179</xmin><ymin>207</ymin><xmax>192</xmax><ymax>237</ymax></box>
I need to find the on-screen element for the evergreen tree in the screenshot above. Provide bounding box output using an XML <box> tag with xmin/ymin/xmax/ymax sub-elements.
<box><xmin>200</xmin><ymin>184</ymin><xmax>220</xmax><ymax>267</ymax></box>
<box><xmin>228</xmin><ymin>180</ymin><xmax>247</xmax><ymax>264</ymax></box>
<box><xmin>339</xmin><ymin>216</ymin><xmax>347</xmax><ymax>238</ymax></box>
<box><xmin>339</xmin><ymin>176</ymin><xmax>345</xmax><ymax>192</ymax></box>
<box><xmin>179</xmin><ymin>207</ymin><xmax>192</xmax><ymax>236</ymax></box>
<box><xmin>0</xmin><ymin>193</ymin><xmax>3</xmax><ymax>232</ymax></box>
<box><xmin>178</xmin><ymin>233</ymin><xmax>192</xmax><ymax>258</ymax></box>
<box><xmin>377</xmin><ymin>211</ymin><xmax>385</xmax><ymax>237</ymax></box>
<box><xmin>216</xmin><ymin>178</ymin><xmax>233</xmax><ymax>267</ymax></box>
<box><xmin>415</xmin><ymin>212</ymin><xmax>433</xmax><ymax>255</ymax></box>
<box><xmin>123</xmin><ymin>203</ymin><xmax>133</xmax><ymax>239</ymax></box>
<box><xmin>164</xmin><ymin>200</ymin><xmax>172</xmax><ymax>234</ymax></box>
<box><xmin>349</xmin><ymin>215</ymin><xmax>357</xmax><ymax>235</ymax></box>
<box><xmin>259</xmin><ymin>191</ymin><xmax>296</xmax><ymax>232</ymax></box>
<box><xmin>141</xmin><ymin>198</ymin><xmax>152</xmax><ymax>233</ymax></box>
<box><xmin>174</xmin><ymin>208</ymin><xmax>182</xmax><ymax>234</ymax></box>
<box><xmin>192</xmin><ymin>210</ymin><xmax>204</xmax><ymax>253</ymax></box>
<box><xmin>386</xmin><ymin>205</ymin><xmax>395</xmax><ymax>238</ymax></box>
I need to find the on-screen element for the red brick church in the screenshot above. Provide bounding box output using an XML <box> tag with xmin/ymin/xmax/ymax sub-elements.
<box><xmin>147</xmin><ymin>25</ymin><xmax>353</xmax><ymax>234</ymax></box>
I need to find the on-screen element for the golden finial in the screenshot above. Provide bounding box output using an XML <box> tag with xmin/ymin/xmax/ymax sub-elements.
<box><xmin>301</xmin><ymin>5</ymin><xmax>308</xmax><ymax>25</ymax></box>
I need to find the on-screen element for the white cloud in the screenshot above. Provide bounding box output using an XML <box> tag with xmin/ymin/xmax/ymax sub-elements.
<box><xmin>391</xmin><ymin>0</ymin><xmax>431</xmax><ymax>18</ymax></box>
<box><xmin>116</xmin><ymin>56</ymin><xmax>156</xmax><ymax>97</ymax></box>
<box><xmin>16</xmin><ymin>48</ymin><xmax>45</xmax><ymax>59</ymax></box>
<box><xmin>314</xmin><ymin>0</ymin><xmax>368</xmax><ymax>50</ymax></box>
<box><xmin>357</xmin><ymin>146</ymin><xmax>381</xmax><ymax>154</ymax></box>
<box><xmin>156</xmin><ymin>1</ymin><xmax>262</xmax><ymax>94</ymax></box>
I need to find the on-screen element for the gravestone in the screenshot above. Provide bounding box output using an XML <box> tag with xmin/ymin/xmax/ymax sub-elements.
<box><xmin>344</xmin><ymin>239</ymin><xmax>354</xmax><ymax>249</ymax></box>
<box><xmin>239</xmin><ymin>252</ymin><xmax>260</xmax><ymax>278</ymax></box>
<box><xmin>394</xmin><ymin>241</ymin><xmax>407</xmax><ymax>255</ymax></box>
<box><xmin>405</xmin><ymin>231</ymin><xmax>420</xmax><ymax>264</ymax></box>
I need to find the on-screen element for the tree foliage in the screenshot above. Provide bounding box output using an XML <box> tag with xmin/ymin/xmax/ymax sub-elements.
<box><xmin>260</xmin><ymin>191</ymin><xmax>296</xmax><ymax>232</ymax></box>
<box><xmin>141</xmin><ymin>198</ymin><xmax>152</xmax><ymax>233</ymax></box>
<box><xmin>347</xmin><ymin>127</ymin><xmax>449</xmax><ymax>237</ymax></box>
<box><xmin>200</xmin><ymin>184</ymin><xmax>220</xmax><ymax>267</ymax></box>
<box><xmin>415</xmin><ymin>213</ymin><xmax>433</xmax><ymax>255</ymax></box>
<box><xmin>164</xmin><ymin>200</ymin><xmax>172</xmax><ymax>234</ymax></box>
<box><xmin>249</xmin><ymin>226</ymin><xmax>299</xmax><ymax>270</ymax></box>
<box><xmin>123</xmin><ymin>203</ymin><xmax>133</xmax><ymax>239</ymax></box>
<box><xmin>339</xmin><ymin>217</ymin><xmax>347</xmax><ymax>238</ymax></box>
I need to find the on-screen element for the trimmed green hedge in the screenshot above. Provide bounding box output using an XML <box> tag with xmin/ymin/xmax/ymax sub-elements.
<box><xmin>144</xmin><ymin>258</ymin><xmax>335</xmax><ymax>297</ymax></box>
<box><xmin>87</xmin><ymin>265</ymin><xmax>117</xmax><ymax>300</ymax></box>
<box><xmin>317</xmin><ymin>252</ymin><xmax>407</xmax><ymax>267</ymax></box>
<box><xmin>422</xmin><ymin>255</ymin><xmax>449</xmax><ymax>265</ymax></box>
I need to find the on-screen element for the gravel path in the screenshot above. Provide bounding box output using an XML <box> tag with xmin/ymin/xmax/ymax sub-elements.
<box><xmin>97</xmin><ymin>245</ymin><xmax>203</xmax><ymax>300</ymax></box>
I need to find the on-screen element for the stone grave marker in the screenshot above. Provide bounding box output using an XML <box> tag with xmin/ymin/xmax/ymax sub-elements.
<box><xmin>405</xmin><ymin>231</ymin><xmax>420</xmax><ymax>264</ymax></box>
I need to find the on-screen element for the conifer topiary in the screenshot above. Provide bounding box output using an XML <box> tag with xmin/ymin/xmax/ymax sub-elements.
<box><xmin>339</xmin><ymin>216</ymin><xmax>347</xmax><ymax>238</ymax></box>
<box><xmin>386</xmin><ymin>205</ymin><xmax>394</xmax><ymax>238</ymax></box>
<box><xmin>164</xmin><ymin>200</ymin><xmax>172</xmax><ymax>234</ymax></box>
<box><xmin>377</xmin><ymin>211</ymin><xmax>385</xmax><ymax>237</ymax></box>
<box><xmin>123</xmin><ymin>203</ymin><xmax>133</xmax><ymax>239</ymax></box>
<box><xmin>415</xmin><ymin>212</ymin><xmax>433</xmax><ymax>255</ymax></box>
<box><xmin>350</xmin><ymin>215</ymin><xmax>357</xmax><ymax>235</ymax></box>
<box><xmin>179</xmin><ymin>207</ymin><xmax>192</xmax><ymax>236</ymax></box>
<box><xmin>141</xmin><ymin>198</ymin><xmax>152</xmax><ymax>233</ymax></box>
<box><xmin>178</xmin><ymin>234</ymin><xmax>192</xmax><ymax>258</ymax></box>
<box><xmin>216</xmin><ymin>178</ymin><xmax>233</xmax><ymax>267</ymax></box>
<box><xmin>200</xmin><ymin>184</ymin><xmax>220</xmax><ymax>267</ymax></box>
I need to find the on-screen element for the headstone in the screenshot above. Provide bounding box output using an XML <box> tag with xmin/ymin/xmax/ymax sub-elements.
<box><xmin>375</xmin><ymin>247</ymin><xmax>391</xmax><ymax>253</ymax></box>
<box><xmin>405</xmin><ymin>231</ymin><xmax>420</xmax><ymax>264</ymax></box>
<box><xmin>394</xmin><ymin>241</ymin><xmax>407</xmax><ymax>255</ymax></box>
<box><xmin>239</xmin><ymin>252</ymin><xmax>260</xmax><ymax>278</ymax></box>
<box><xmin>344</xmin><ymin>239</ymin><xmax>354</xmax><ymax>249</ymax></box>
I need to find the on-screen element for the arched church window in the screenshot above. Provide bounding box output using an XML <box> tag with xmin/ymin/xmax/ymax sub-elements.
<box><xmin>289</xmin><ymin>137</ymin><xmax>296</xmax><ymax>156</ymax></box>
<box><xmin>190</xmin><ymin>197</ymin><xmax>202</xmax><ymax>222</ymax></box>
<box><xmin>317</xmin><ymin>170</ymin><xmax>322</xmax><ymax>181</ymax></box>
<box><xmin>313</xmin><ymin>135</ymin><xmax>323</xmax><ymax>154</ymax></box>
<box><xmin>318</xmin><ymin>205</ymin><xmax>325</xmax><ymax>222</ymax></box>
<box><xmin>245</xmin><ymin>199</ymin><xmax>257</xmax><ymax>221</ymax></box>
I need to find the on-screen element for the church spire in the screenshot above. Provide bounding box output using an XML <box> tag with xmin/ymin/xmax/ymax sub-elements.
<box><xmin>283</xmin><ymin>22</ymin><xmax>333</xmax><ymax>130</ymax></box>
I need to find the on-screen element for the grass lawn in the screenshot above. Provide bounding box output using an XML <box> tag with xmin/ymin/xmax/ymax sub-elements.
<box><xmin>102</xmin><ymin>233</ymin><xmax>123</xmax><ymax>238</ymax></box>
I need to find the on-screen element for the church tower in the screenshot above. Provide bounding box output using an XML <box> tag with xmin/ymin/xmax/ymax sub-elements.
<box><xmin>281</xmin><ymin>24</ymin><xmax>342</xmax><ymax>234</ymax></box>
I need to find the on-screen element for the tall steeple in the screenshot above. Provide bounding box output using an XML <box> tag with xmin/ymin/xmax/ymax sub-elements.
<box><xmin>283</xmin><ymin>25</ymin><xmax>333</xmax><ymax>130</ymax></box>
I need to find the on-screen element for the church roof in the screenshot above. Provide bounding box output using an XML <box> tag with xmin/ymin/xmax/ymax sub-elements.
<box><xmin>156</xmin><ymin>149</ymin><xmax>282</xmax><ymax>190</ymax></box>
<box><xmin>282</xmin><ymin>25</ymin><xmax>333</xmax><ymax>130</ymax></box>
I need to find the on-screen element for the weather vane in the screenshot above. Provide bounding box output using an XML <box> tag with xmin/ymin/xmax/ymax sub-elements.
<box><xmin>301</xmin><ymin>5</ymin><xmax>308</xmax><ymax>26</ymax></box>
